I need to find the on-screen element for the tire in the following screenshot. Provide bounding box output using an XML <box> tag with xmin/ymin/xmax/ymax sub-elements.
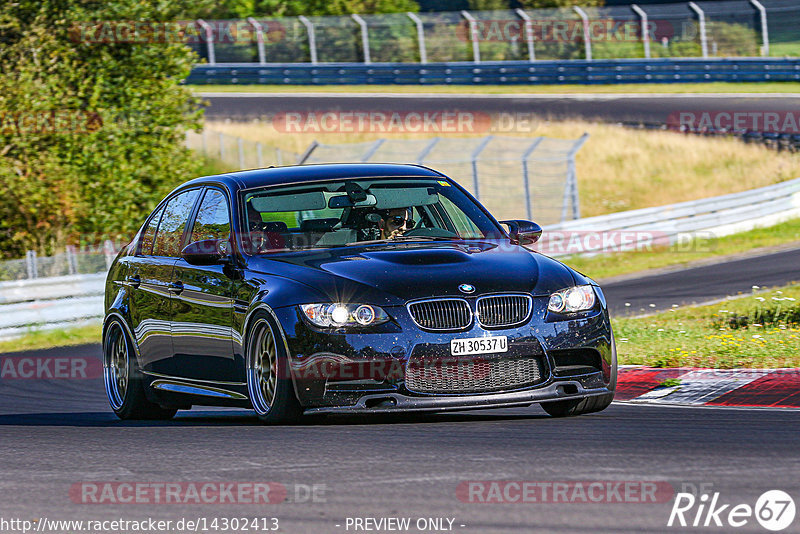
<box><xmin>245</xmin><ymin>311</ymin><xmax>302</xmax><ymax>424</ymax></box>
<box><xmin>541</xmin><ymin>392</ymin><xmax>615</xmax><ymax>417</ymax></box>
<box><xmin>542</xmin><ymin>331</ymin><xmax>617</xmax><ymax>418</ymax></box>
<box><xmin>103</xmin><ymin>319</ymin><xmax>177</xmax><ymax>421</ymax></box>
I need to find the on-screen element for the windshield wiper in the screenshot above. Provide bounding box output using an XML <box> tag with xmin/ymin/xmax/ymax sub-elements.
<box><xmin>346</xmin><ymin>236</ymin><xmax>459</xmax><ymax>246</ymax></box>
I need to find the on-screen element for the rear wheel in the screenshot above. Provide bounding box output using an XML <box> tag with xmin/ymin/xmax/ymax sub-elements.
<box><xmin>103</xmin><ymin>319</ymin><xmax>177</xmax><ymax>421</ymax></box>
<box><xmin>246</xmin><ymin>312</ymin><xmax>302</xmax><ymax>424</ymax></box>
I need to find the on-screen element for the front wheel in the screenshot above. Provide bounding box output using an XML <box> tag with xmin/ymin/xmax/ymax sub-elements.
<box><xmin>103</xmin><ymin>319</ymin><xmax>177</xmax><ymax>421</ymax></box>
<box><xmin>246</xmin><ymin>312</ymin><xmax>302</xmax><ymax>424</ymax></box>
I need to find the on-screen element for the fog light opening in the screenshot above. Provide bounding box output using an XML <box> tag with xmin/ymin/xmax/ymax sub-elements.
<box><xmin>365</xmin><ymin>397</ymin><xmax>397</xmax><ymax>409</ymax></box>
<box><xmin>558</xmin><ymin>384</ymin><xmax>579</xmax><ymax>395</ymax></box>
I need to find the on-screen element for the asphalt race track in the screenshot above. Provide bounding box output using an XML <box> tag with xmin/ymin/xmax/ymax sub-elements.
<box><xmin>602</xmin><ymin>246</ymin><xmax>800</xmax><ymax>316</ymax></box>
<box><xmin>200</xmin><ymin>92</ymin><xmax>800</xmax><ymax>126</ymax></box>
<box><xmin>2</xmin><ymin>248</ymin><xmax>800</xmax><ymax>532</ymax></box>
<box><xmin>1</xmin><ymin>344</ymin><xmax>798</xmax><ymax>533</ymax></box>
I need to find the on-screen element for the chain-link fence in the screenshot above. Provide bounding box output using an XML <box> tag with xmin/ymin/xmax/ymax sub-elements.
<box><xmin>0</xmin><ymin>242</ymin><xmax>119</xmax><ymax>282</ymax></box>
<box><xmin>183</xmin><ymin>1</ymin><xmax>793</xmax><ymax>64</ymax></box>
<box><xmin>185</xmin><ymin>130</ymin><xmax>301</xmax><ymax>168</ymax></box>
<box><xmin>187</xmin><ymin>130</ymin><xmax>587</xmax><ymax>225</ymax></box>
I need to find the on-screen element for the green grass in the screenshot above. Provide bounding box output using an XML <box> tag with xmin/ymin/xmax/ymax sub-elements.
<box><xmin>0</xmin><ymin>323</ymin><xmax>101</xmax><ymax>354</ymax></box>
<box><xmin>614</xmin><ymin>284</ymin><xmax>800</xmax><ymax>368</ymax></box>
<box><xmin>188</xmin><ymin>82</ymin><xmax>800</xmax><ymax>94</ymax></box>
<box><xmin>564</xmin><ymin>218</ymin><xmax>800</xmax><ymax>282</ymax></box>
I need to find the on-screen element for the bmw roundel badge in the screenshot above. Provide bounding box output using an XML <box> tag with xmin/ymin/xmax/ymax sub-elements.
<box><xmin>459</xmin><ymin>284</ymin><xmax>475</xmax><ymax>294</ymax></box>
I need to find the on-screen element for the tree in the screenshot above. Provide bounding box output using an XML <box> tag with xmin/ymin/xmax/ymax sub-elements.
<box><xmin>0</xmin><ymin>0</ymin><xmax>209</xmax><ymax>258</ymax></box>
<box><xmin>518</xmin><ymin>0</ymin><xmax>604</xmax><ymax>8</ymax></box>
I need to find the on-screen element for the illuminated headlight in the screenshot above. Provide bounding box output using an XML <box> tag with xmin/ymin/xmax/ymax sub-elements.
<box><xmin>299</xmin><ymin>303</ymin><xmax>389</xmax><ymax>328</ymax></box>
<box><xmin>547</xmin><ymin>285</ymin><xmax>596</xmax><ymax>313</ymax></box>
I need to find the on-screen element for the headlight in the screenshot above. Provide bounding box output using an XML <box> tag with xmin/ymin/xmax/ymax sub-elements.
<box><xmin>547</xmin><ymin>285</ymin><xmax>596</xmax><ymax>313</ymax></box>
<box><xmin>299</xmin><ymin>303</ymin><xmax>390</xmax><ymax>328</ymax></box>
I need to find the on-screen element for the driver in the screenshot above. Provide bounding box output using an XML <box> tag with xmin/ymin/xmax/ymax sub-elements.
<box><xmin>379</xmin><ymin>207</ymin><xmax>414</xmax><ymax>240</ymax></box>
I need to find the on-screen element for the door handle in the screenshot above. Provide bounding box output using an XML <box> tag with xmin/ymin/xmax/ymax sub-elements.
<box><xmin>127</xmin><ymin>275</ymin><xmax>141</xmax><ymax>288</ymax></box>
<box><xmin>168</xmin><ymin>281</ymin><xmax>184</xmax><ymax>295</ymax></box>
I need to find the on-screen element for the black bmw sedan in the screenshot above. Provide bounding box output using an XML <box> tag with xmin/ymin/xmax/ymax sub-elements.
<box><xmin>103</xmin><ymin>163</ymin><xmax>616</xmax><ymax>423</ymax></box>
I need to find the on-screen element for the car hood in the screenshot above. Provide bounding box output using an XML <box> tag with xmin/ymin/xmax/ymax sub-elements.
<box><xmin>246</xmin><ymin>241</ymin><xmax>577</xmax><ymax>307</ymax></box>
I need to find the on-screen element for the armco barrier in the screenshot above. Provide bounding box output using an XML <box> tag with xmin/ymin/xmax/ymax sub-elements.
<box><xmin>186</xmin><ymin>58</ymin><xmax>800</xmax><ymax>85</ymax></box>
<box><xmin>1</xmin><ymin>178</ymin><xmax>798</xmax><ymax>339</ymax></box>
<box><xmin>543</xmin><ymin>177</ymin><xmax>800</xmax><ymax>255</ymax></box>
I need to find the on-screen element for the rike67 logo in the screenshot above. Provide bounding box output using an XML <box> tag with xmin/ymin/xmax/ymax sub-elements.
<box><xmin>668</xmin><ymin>490</ymin><xmax>796</xmax><ymax>531</ymax></box>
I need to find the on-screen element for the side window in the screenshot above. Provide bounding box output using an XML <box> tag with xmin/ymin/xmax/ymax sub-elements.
<box><xmin>190</xmin><ymin>189</ymin><xmax>231</xmax><ymax>243</ymax></box>
<box><xmin>139</xmin><ymin>204</ymin><xmax>165</xmax><ymax>256</ymax></box>
<box><xmin>153</xmin><ymin>189</ymin><xmax>200</xmax><ymax>257</ymax></box>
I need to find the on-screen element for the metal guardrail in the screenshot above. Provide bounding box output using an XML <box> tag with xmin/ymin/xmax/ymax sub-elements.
<box><xmin>1</xmin><ymin>178</ymin><xmax>798</xmax><ymax>339</ymax></box>
<box><xmin>186</xmin><ymin>58</ymin><xmax>800</xmax><ymax>85</ymax></box>
<box><xmin>543</xmin><ymin>176</ymin><xmax>800</xmax><ymax>255</ymax></box>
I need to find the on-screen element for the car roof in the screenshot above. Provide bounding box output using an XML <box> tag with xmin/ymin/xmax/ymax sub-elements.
<box><xmin>180</xmin><ymin>163</ymin><xmax>446</xmax><ymax>191</ymax></box>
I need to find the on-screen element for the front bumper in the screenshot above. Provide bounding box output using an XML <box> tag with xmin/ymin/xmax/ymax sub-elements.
<box><xmin>304</xmin><ymin>377</ymin><xmax>612</xmax><ymax>415</ymax></box>
<box><xmin>273</xmin><ymin>294</ymin><xmax>615</xmax><ymax>411</ymax></box>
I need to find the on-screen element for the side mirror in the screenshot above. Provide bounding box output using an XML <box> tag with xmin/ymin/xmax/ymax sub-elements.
<box><xmin>181</xmin><ymin>239</ymin><xmax>231</xmax><ymax>266</ymax></box>
<box><xmin>500</xmin><ymin>220</ymin><xmax>542</xmax><ymax>246</ymax></box>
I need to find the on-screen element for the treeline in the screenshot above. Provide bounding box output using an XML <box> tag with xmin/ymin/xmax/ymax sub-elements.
<box><xmin>179</xmin><ymin>0</ymin><xmax>602</xmax><ymax>19</ymax></box>
<box><xmin>0</xmin><ymin>0</ymin><xmax>595</xmax><ymax>259</ymax></box>
<box><xmin>0</xmin><ymin>0</ymin><xmax>211</xmax><ymax>258</ymax></box>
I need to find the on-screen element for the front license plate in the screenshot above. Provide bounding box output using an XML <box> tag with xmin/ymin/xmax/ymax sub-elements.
<box><xmin>450</xmin><ymin>336</ymin><xmax>508</xmax><ymax>356</ymax></box>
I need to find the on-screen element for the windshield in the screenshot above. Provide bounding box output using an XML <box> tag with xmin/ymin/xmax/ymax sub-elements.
<box><xmin>240</xmin><ymin>177</ymin><xmax>505</xmax><ymax>253</ymax></box>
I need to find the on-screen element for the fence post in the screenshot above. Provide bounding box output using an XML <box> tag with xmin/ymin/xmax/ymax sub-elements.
<box><xmin>247</xmin><ymin>17</ymin><xmax>267</xmax><ymax>64</ymax></box>
<box><xmin>461</xmin><ymin>11</ymin><xmax>481</xmax><ymax>64</ymax></box>
<box><xmin>297</xmin><ymin>141</ymin><xmax>319</xmax><ymax>164</ymax></box>
<box><xmin>298</xmin><ymin>16</ymin><xmax>318</xmax><ymax>64</ymax></box>
<box><xmin>196</xmin><ymin>20</ymin><xmax>216</xmax><ymax>65</ymax></box>
<box><xmin>237</xmin><ymin>137</ymin><xmax>245</xmax><ymax>169</ymax></box>
<box><xmin>573</xmin><ymin>7</ymin><xmax>592</xmax><ymax>61</ymax></box>
<box><xmin>25</xmin><ymin>250</ymin><xmax>37</xmax><ymax>279</ymax></box>
<box><xmin>256</xmin><ymin>142</ymin><xmax>264</xmax><ymax>167</ymax></box>
<box><xmin>565</xmin><ymin>133</ymin><xmax>589</xmax><ymax>221</ymax></box>
<box><xmin>415</xmin><ymin>137</ymin><xmax>440</xmax><ymax>164</ymax></box>
<box><xmin>103</xmin><ymin>240</ymin><xmax>115</xmax><ymax>270</ymax></box>
<box><xmin>351</xmin><ymin>14</ymin><xmax>371</xmax><ymax>64</ymax></box>
<box><xmin>470</xmin><ymin>136</ymin><xmax>494</xmax><ymax>200</ymax></box>
<box><xmin>688</xmin><ymin>2</ymin><xmax>708</xmax><ymax>58</ymax></box>
<box><xmin>631</xmin><ymin>5</ymin><xmax>651</xmax><ymax>59</ymax></box>
<box><xmin>521</xmin><ymin>138</ymin><xmax>544</xmax><ymax>221</ymax></box>
<box><xmin>66</xmin><ymin>245</ymin><xmax>77</xmax><ymax>275</ymax></box>
<box><xmin>749</xmin><ymin>0</ymin><xmax>769</xmax><ymax>57</ymax></box>
<box><xmin>515</xmin><ymin>9</ymin><xmax>535</xmax><ymax>61</ymax></box>
<box><xmin>407</xmin><ymin>13</ymin><xmax>427</xmax><ymax>64</ymax></box>
<box><xmin>360</xmin><ymin>139</ymin><xmax>385</xmax><ymax>162</ymax></box>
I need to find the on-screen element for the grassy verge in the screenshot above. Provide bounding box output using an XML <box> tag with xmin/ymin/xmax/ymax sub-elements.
<box><xmin>188</xmin><ymin>82</ymin><xmax>800</xmax><ymax>94</ymax></box>
<box><xmin>0</xmin><ymin>323</ymin><xmax>101</xmax><ymax>354</ymax></box>
<box><xmin>564</xmin><ymin>218</ymin><xmax>800</xmax><ymax>281</ymax></box>
<box><xmin>614</xmin><ymin>284</ymin><xmax>800</xmax><ymax>368</ymax></box>
<box><xmin>206</xmin><ymin>119</ymin><xmax>800</xmax><ymax>218</ymax></box>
